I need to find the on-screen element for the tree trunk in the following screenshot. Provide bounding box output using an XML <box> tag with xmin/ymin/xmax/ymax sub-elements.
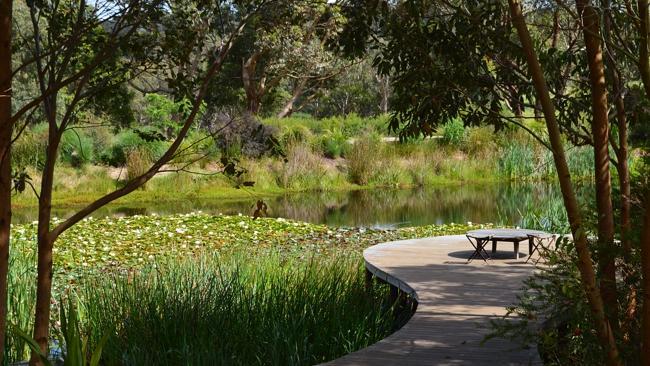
<box><xmin>377</xmin><ymin>74</ymin><xmax>390</xmax><ymax>114</ymax></box>
<box><xmin>278</xmin><ymin>79</ymin><xmax>307</xmax><ymax>118</ymax></box>
<box><xmin>575</xmin><ymin>0</ymin><xmax>619</xmax><ymax>337</ymax></box>
<box><xmin>507</xmin><ymin>1</ymin><xmax>621</xmax><ymax>364</ymax></box>
<box><xmin>641</xmin><ymin>193</ymin><xmax>650</xmax><ymax>364</ymax></box>
<box><xmin>603</xmin><ymin>0</ymin><xmax>634</xmax><ymax>339</ymax></box>
<box><xmin>638</xmin><ymin>0</ymin><xmax>650</xmax><ymax>99</ymax></box>
<box><xmin>0</xmin><ymin>0</ymin><xmax>12</xmax><ymax>362</ymax></box>
<box><xmin>242</xmin><ymin>52</ymin><xmax>265</xmax><ymax>115</ymax></box>
<box><xmin>30</xmin><ymin>102</ymin><xmax>60</xmax><ymax>366</ymax></box>
<box><xmin>636</xmin><ymin>0</ymin><xmax>650</xmax><ymax>361</ymax></box>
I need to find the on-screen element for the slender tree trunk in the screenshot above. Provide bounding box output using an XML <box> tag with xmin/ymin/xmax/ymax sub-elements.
<box><xmin>377</xmin><ymin>74</ymin><xmax>390</xmax><ymax>114</ymax></box>
<box><xmin>507</xmin><ymin>1</ymin><xmax>621</xmax><ymax>364</ymax></box>
<box><xmin>575</xmin><ymin>0</ymin><xmax>619</xmax><ymax>337</ymax></box>
<box><xmin>636</xmin><ymin>0</ymin><xmax>650</xmax><ymax>361</ymax></box>
<box><xmin>638</xmin><ymin>0</ymin><xmax>650</xmax><ymax>99</ymax></box>
<box><xmin>641</xmin><ymin>194</ymin><xmax>650</xmax><ymax>364</ymax></box>
<box><xmin>30</xmin><ymin>107</ymin><xmax>60</xmax><ymax>366</ymax></box>
<box><xmin>278</xmin><ymin>79</ymin><xmax>307</xmax><ymax>118</ymax></box>
<box><xmin>603</xmin><ymin>0</ymin><xmax>634</xmax><ymax>339</ymax></box>
<box><xmin>603</xmin><ymin>0</ymin><xmax>632</xmax><ymax>264</ymax></box>
<box><xmin>551</xmin><ymin>9</ymin><xmax>560</xmax><ymax>48</ymax></box>
<box><xmin>0</xmin><ymin>0</ymin><xmax>12</xmax><ymax>362</ymax></box>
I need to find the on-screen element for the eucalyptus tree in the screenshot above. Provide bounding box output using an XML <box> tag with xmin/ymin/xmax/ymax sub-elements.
<box><xmin>1</xmin><ymin>0</ymin><xmax>274</xmax><ymax>363</ymax></box>
<box><xmin>232</xmin><ymin>0</ymin><xmax>349</xmax><ymax>115</ymax></box>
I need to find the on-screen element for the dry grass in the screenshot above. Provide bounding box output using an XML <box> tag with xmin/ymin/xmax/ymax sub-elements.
<box><xmin>271</xmin><ymin>142</ymin><xmax>327</xmax><ymax>189</ymax></box>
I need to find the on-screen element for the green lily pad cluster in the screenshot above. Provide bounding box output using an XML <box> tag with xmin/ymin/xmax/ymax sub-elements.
<box><xmin>11</xmin><ymin>213</ymin><xmax>488</xmax><ymax>284</ymax></box>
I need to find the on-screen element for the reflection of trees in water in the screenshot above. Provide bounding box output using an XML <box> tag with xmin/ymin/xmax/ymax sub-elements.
<box><xmin>269</xmin><ymin>183</ymin><xmax>567</xmax><ymax>227</ymax></box>
<box><xmin>13</xmin><ymin>183</ymin><xmax>573</xmax><ymax>227</ymax></box>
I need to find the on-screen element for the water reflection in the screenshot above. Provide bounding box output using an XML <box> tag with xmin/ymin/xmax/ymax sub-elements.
<box><xmin>13</xmin><ymin>183</ymin><xmax>586</xmax><ymax>228</ymax></box>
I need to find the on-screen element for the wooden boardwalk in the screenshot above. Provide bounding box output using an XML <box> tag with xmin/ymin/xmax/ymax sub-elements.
<box><xmin>326</xmin><ymin>235</ymin><xmax>541</xmax><ymax>366</ymax></box>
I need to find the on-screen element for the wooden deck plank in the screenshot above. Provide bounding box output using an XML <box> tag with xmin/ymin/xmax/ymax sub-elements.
<box><xmin>325</xmin><ymin>235</ymin><xmax>540</xmax><ymax>366</ymax></box>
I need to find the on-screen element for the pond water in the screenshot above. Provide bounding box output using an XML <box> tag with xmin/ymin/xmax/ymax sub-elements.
<box><xmin>13</xmin><ymin>182</ymin><xmax>589</xmax><ymax>228</ymax></box>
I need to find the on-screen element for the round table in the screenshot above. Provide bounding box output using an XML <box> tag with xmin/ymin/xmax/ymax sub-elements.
<box><xmin>466</xmin><ymin>228</ymin><xmax>550</xmax><ymax>261</ymax></box>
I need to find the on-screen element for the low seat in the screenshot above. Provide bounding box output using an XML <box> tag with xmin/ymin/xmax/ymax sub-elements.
<box><xmin>466</xmin><ymin>234</ymin><xmax>492</xmax><ymax>263</ymax></box>
<box><xmin>526</xmin><ymin>233</ymin><xmax>557</xmax><ymax>264</ymax></box>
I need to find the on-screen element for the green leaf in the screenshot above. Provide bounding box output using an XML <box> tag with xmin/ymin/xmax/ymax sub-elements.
<box><xmin>8</xmin><ymin>324</ymin><xmax>53</xmax><ymax>366</ymax></box>
<box><xmin>89</xmin><ymin>332</ymin><xmax>110</xmax><ymax>366</ymax></box>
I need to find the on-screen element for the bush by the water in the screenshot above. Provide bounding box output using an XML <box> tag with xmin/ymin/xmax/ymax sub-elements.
<box><xmin>100</xmin><ymin>129</ymin><xmax>167</xmax><ymax>167</ymax></box>
<box><xmin>347</xmin><ymin>134</ymin><xmax>382</xmax><ymax>185</ymax></box>
<box><xmin>204</xmin><ymin>109</ymin><xmax>279</xmax><ymax>159</ymax></box>
<box><xmin>439</xmin><ymin>118</ymin><xmax>465</xmax><ymax>145</ymax></box>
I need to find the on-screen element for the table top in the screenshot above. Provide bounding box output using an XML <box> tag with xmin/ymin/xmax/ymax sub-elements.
<box><xmin>467</xmin><ymin>228</ymin><xmax>549</xmax><ymax>240</ymax></box>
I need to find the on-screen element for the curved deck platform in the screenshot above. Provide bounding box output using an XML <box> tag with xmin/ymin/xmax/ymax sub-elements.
<box><xmin>327</xmin><ymin>235</ymin><xmax>541</xmax><ymax>366</ymax></box>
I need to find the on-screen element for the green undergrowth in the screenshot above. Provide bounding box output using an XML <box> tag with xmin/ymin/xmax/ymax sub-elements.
<box><xmin>7</xmin><ymin>214</ymin><xmax>480</xmax><ymax>364</ymax></box>
<box><xmin>11</xmin><ymin>120</ymin><xmax>599</xmax><ymax>211</ymax></box>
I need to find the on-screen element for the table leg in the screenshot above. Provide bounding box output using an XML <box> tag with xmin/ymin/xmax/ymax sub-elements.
<box><xmin>492</xmin><ymin>239</ymin><xmax>497</xmax><ymax>254</ymax></box>
<box><xmin>514</xmin><ymin>241</ymin><xmax>520</xmax><ymax>260</ymax></box>
<box><xmin>528</xmin><ymin>237</ymin><xmax>534</xmax><ymax>256</ymax></box>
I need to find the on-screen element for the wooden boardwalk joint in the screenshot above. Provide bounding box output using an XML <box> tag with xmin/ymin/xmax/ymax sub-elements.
<box><xmin>325</xmin><ymin>235</ymin><xmax>541</xmax><ymax>366</ymax></box>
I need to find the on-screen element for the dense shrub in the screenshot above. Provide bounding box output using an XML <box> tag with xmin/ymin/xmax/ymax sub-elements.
<box><xmin>317</xmin><ymin>129</ymin><xmax>349</xmax><ymax>158</ymax></box>
<box><xmin>12</xmin><ymin>123</ymin><xmax>48</xmax><ymax>169</ymax></box>
<box><xmin>439</xmin><ymin>118</ymin><xmax>465</xmax><ymax>145</ymax></box>
<box><xmin>60</xmin><ymin>129</ymin><xmax>95</xmax><ymax>167</ymax></box>
<box><xmin>126</xmin><ymin>146</ymin><xmax>153</xmax><ymax>184</ymax></box>
<box><xmin>99</xmin><ymin>130</ymin><xmax>167</xmax><ymax>167</ymax></box>
<box><xmin>204</xmin><ymin>110</ymin><xmax>279</xmax><ymax>158</ymax></box>
<box><xmin>463</xmin><ymin>126</ymin><xmax>496</xmax><ymax>156</ymax></box>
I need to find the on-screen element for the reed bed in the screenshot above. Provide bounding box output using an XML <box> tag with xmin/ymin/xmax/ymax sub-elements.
<box><xmin>76</xmin><ymin>253</ymin><xmax>404</xmax><ymax>365</ymax></box>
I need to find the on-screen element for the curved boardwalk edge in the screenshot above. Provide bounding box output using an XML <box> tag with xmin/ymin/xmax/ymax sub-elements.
<box><xmin>325</xmin><ymin>235</ymin><xmax>542</xmax><ymax>366</ymax></box>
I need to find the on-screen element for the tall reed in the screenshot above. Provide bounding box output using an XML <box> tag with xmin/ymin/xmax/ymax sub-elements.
<box><xmin>77</xmin><ymin>253</ymin><xmax>404</xmax><ymax>366</ymax></box>
<box><xmin>6</xmin><ymin>239</ymin><xmax>37</xmax><ymax>362</ymax></box>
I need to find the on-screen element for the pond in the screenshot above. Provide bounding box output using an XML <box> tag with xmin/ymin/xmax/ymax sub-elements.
<box><xmin>13</xmin><ymin>182</ymin><xmax>589</xmax><ymax>228</ymax></box>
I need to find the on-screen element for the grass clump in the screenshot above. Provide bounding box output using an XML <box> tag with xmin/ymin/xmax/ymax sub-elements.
<box><xmin>439</xmin><ymin>118</ymin><xmax>465</xmax><ymax>146</ymax></box>
<box><xmin>346</xmin><ymin>134</ymin><xmax>381</xmax><ymax>185</ymax></box>
<box><xmin>498</xmin><ymin>143</ymin><xmax>536</xmax><ymax>180</ymax></box>
<box><xmin>272</xmin><ymin>142</ymin><xmax>327</xmax><ymax>189</ymax></box>
<box><xmin>78</xmin><ymin>254</ymin><xmax>404</xmax><ymax>365</ymax></box>
<box><xmin>125</xmin><ymin>146</ymin><xmax>153</xmax><ymax>183</ymax></box>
